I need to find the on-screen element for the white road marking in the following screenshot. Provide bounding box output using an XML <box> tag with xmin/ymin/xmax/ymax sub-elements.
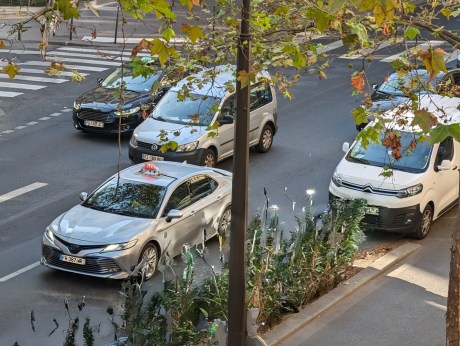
<box><xmin>317</xmin><ymin>39</ymin><xmax>344</xmax><ymax>54</ymax></box>
<box><xmin>81</xmin><ymin>36</ymin><xmax>188</xmax><ymax>44</ymax></box>
<box><xmin>381</xmin><ymin>40</ymin><xmax>444</xmax><ymax>62</ymax></box>
<box><xmin>39</xmin><ymin>117</ymin><xmax>50</xmax><ymax>120</ymax></box>
<box><xmin>0</xmin><ymin>82</ymin><xmax>45</xmax><ymax>90</ymax></box>
<box><xmin>62</xmin><ymin>109</ymin><xmax>72</xmax><ymax>113</ymax></box>
<box><xmin>57</xmin><ymin>46</ymin><xmax>150</xmax><ymax>57</ymax></box>
<box><xmin>1</xmin><ymin>130</ymin><xmax>14</xmax><ymax>134</ymax></box>
<box><xmin>0</xmin><ymin>262</ymin><xmax>40</xmax><ymax>283</ymax></box>
<box><xmin>19</xmin><ymin>68</ymin><xmax>89</xmax><ymax>77</ymax></box>
<box><xmin>0</xmin><ymin>74</ymin><xmax>68</xmax><ymax>83</ymax></box>
<box><xmin>339</xmin><ymin>39</ymin><xmax>403</xmax><ymax>59</ymax></box>
<box><xmin>0</xmin><ymin>182</ymin><xmax>48</xmax><ymax>204</ymax></box>
<box><xmin>14</xmin><ymin>126</ymin><xmax>26</xmax><ymax>129</ymax></box>
<box><xmin>0</xmin><ymin>91</ymin><xmax>23</xmax><ymax>97</ymax></box>
<box><xmin>41</xmin><ymin>56</ymin><xmax>121</xmax><ymax>66</ymax></box>
<box><xmin>50</xmin><ymin>112</ymin><xmax>61</xmax><ymax>117</ymax></box>
<box><xmin>26</xmin><ymin>121</ymin><xmax>38</xmax><ymax>125</ymax></box>
<box><xmin>21</xmin><ymin>61</ymin><xmax>108</xmax><ymax>72</ymax></box>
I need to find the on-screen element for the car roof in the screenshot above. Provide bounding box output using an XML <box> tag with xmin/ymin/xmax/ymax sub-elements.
<box><xmin>171</xmin><ymin>64</ymin><xmax>271</xmax><ymax>99</ymax></box>
<box><xmin>120</xmin><ymin>161</ymin><xmax>220</xmax><ymax>187</ymax></box>
<box><xmin>383</xmin><ymin>94</ymin><xmax>460</xmax><ymax>132</ymax></box>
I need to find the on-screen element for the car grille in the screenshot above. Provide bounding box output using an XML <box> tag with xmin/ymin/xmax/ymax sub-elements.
<box><xmin>42</xmin><ymin>245</ymin><xmax>121</xmax><ymax>275</ymax></box>
<box><xmin>55</xmin><ymin>235</ymin><xmax>104</xmax><ymax>254</ymax></box>
<box><xmin>362</xmin><ymin>213</ymin><xmax>407</xmax><ymax>229</ymax></box>
<box><xmin>341</xmin><ymin>180</ymin><xmax>400</xmax><ymax>197</ymax></box>
<box><xmin>77</xmin><ymin>109</ymin><xmax>114</xmax><ymax>123</ymax></box>
<box><xmin>137</xmin><ymin>140</ymin><xmax>155</xmax><ymax>149</ymax></box>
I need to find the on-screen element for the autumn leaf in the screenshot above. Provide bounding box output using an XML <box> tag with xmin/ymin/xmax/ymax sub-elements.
<box><xmin>1</xmin><ymin>62</ymin><xmax>20</xmax><ymax>79</ymax></box>
<box><xmin>237</xmin><ymin>70</ymin><xmax>251</xmax><ymax>89</ymax></box>
<box><xmin>182</xmin><ymin>24</ymin><xmax>204</xmax><ymax>43</ymax></box>
<box><xmin>411</xmin><ymin>109</ymin><xmax>438</xmax><ymax>133</ymax></box>
<box><xmin>70</xmin><ymin>69</ymin><xmax>85</xmax><ymax>83</ymax></box>
<box><xmin>130</xmin><ymin>39</ymin><xmax>153</xmax><ymax>60</ymax></box>
<box><xmin>351</xmin><ymin>73</ymin><xmax>365</xmax><ymax>93</ymax></box>
<box><xmin>417</xmin><ymin>48</ymin><xmax>447</xmax><ymax>81</ymax></box>
<box><xmin>352</xmin><ymin>107</ymin><xmax>368</xmax><ymax>125</ymax></box>
<box><xmin>0</xmin><ymin>40</ymin><xmax>4</xmax><ymax>49</ymax></box>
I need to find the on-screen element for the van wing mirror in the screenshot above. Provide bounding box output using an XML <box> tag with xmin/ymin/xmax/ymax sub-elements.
<box><xmin>342</xmin><ymin>142</ymin><xmax>350</xmax><ymax>153</ymax></box>
<box><xmin>372</xmin><ymin>83</ymin><xmax>378</xmax><ymax>90</ymax></box>
<box><xmin>79</xmin><ymin>192</ymin><xmax>88</xmax><ymax>201</ymax></box>
<box><xmin>437</xmin><ymin>159</ymin><xmax>454</xmax><ymax>171</ymax></box>
<box><xmin>166</xmin><ymin>209</ymin><xmax>183</xmax><ymax>222</ymax></box>
<box><xmin>97</xmin><ymin>78</ymin><xmax>103</xmax><ymax>85</ymax></box>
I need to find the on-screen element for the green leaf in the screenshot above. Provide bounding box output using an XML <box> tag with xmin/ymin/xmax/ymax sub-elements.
<box><xmin>150</xmin><ymin>38</ymin><xmax>170</xmax><ymax>66</ymax></box>
<box><xmin>404</xmin><ymin>26</ymin><xmax>420</xmax><ymax>40</ymax></box>
<box><xmin>162</xmin><ymin>27</ymin><xmax>175</xmax><ymax>42</ymax></box>
<box><xmin>327</xmin><ymin>0</ymin><xmax>347</xmax><ymax>14</ymax></box>
<box><xmin>441</xmin><ymin>8</ymin><xmax>451</xmax><ymax>19</ymax></box>
<box><xmin>411</xmin><ymin>109</ymin><xmax>435</xmax><ymax>133</ymax></box>
<box><xmin>293</xmin><ymin>51</ymin><xmax>306</xmax><ymax>70</ymax></box>
<box><xmin>402</xmin><ymin>1</ymin><xmax>415</xmax><ymax>13</ymax></box>
<box><xmin>237</xmin><ymin>70</ymin><xmax>251</xmax><ymax>89</ymax></box>
<box><xmin>430</xmin><ymin>124</ymin><xmax>460</xmax><ymax>144</ymax></box>
<box><xmin>182</xmin><ymin>24</ymin><xmax>204</xmax><ymax>43</ymax></box>
<box><xmin>352</xmin><ymin>107</ymin><xmax>368</xmax><ymax>125</ymax></box>
<box><xmin>273</xmin><ymin>5</ymin><xmax>289</xmax><ymax>15</ymax></box>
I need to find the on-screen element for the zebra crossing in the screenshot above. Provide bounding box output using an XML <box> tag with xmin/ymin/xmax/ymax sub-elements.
<box><xmin>0</xmin><ymin>38</ymin><xmax>457</xmax><ymax>99</ymax></box>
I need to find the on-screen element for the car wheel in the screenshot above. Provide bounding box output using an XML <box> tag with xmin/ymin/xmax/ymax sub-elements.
<box><xmin>137</xmin><ymin>243</ymin><xmax>159</xmax><ymax>281</ymax></box>
<box><xmin>218</xmin><ymin>206</ymin><xmax>231</xmax><ymax>239</ymax></box>
<box><xmin>255</xmin><ymin>124</ymin><xmax>274</xmax><ymax>153</ymax></box>
<box><xmin>412</xmin><ymin>204</ymin><xmax>433</xmax><ymax>240</ymax></box>
<box><xmin>201</xmin><ymin>148</ymin><xmax>217</xmax><ymax>167</ymax></box>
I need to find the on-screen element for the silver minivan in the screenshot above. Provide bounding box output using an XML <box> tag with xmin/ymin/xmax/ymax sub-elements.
<box><xmin>128</xmin><ymin>65</ymin><xmax>278</xmax><ymax>167</ymax></box>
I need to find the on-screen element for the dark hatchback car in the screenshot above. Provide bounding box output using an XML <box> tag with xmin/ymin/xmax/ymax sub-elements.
<box><xmin>72</xmin><ymin>64</ymin><xmax>171</xmax><ymax>134</ymax></box>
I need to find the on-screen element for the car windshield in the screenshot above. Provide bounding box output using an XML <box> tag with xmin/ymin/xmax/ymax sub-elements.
<box><xmin>82</xmin><ymin>178</ymin><xmax>166</xmax><ymax>218</ymax></box>
<box><xmin>346</xmin><ymin>131</ymin><xmax>432</xmax><ymax>173</ymax></box>
<box><xmin>101</xmin><ymin>67</ymin><xmax>162</xmax><ymax>93</ymax></box>
<box><xmin>377</xmin><ymin>72</ymin><xmax>441</xmax><ymax>96</ymax></box>
<box><xmin>151</xmin><ymin>91</ymin><xmax>221</xmax><ymax>126</ymax></box>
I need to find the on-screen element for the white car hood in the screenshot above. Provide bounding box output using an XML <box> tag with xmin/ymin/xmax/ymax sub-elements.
<box><xmin>134</xmin><ymin>118</ymin><xmax>207</xmax><ymax>145</ymax></box>
<box><xmin>336</xmin><ymin>159</ymin><xmax>423</xmax><ymax>190</ymax></box>
<box><xmin>52</xmin><ymin>205</ymin><xmax>152</xmax><ymax>243</ymax></box>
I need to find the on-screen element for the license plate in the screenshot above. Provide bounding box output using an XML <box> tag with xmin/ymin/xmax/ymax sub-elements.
<box><xmin>366</xmin><ymin>206</ymin><xmax>379</xmax><ymax>215</ymax></box>
<box><xmin>84</xmin><ymin>120</ymin><xmax>104</xmax><ymax>128</ymax></box>
<box><xmin>142</xmin><ymin>154</ymin><xmax>164</xmax><ymax>161</ymax></box>
<box><xmin>60</xmin><ymin>254</ymin><xmax>86</xmax><ymax>265</ymax></box>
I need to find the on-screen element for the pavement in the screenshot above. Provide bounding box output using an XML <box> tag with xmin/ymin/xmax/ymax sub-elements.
<box><xmin>261</xmin><ymin>209</ymin><xmax>456</xmax><ymax>346</ymax></box>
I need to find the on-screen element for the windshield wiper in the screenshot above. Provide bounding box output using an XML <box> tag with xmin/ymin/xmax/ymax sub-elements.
<box><xmin>152</xmin><ymin>115</ymin><xmax>166</xmax><ymax>122</ymax></box>
<box><xmin>349</xmin><ymin>156</ymin><xmax>370</xmax><ymax>165</ymax></box>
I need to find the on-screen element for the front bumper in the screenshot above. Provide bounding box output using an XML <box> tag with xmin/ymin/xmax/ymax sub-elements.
<box><xmin>329</xmin><ymin>192</ymin><xmax>422</xmax><ymax>234</ymax></box>
<box><xmin>129</xmin><ymin>144</ymin><xmax>205</xmax><ymax>165</ymax></box>
<box><xmin>41</xmin><ymin>235</ymin><xmax>138</xmax><ymax>279</ymax></box>
<box><xmin>73</xmin><ymin>110</ymin><xmax>143</xmax><ymax>134</ymax></box>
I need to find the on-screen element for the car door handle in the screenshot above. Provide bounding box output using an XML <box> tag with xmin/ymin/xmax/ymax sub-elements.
<box><xmin>189</xmin><ymin>210</ymin><xmax>196</xmax><ymax>215</ymax></box>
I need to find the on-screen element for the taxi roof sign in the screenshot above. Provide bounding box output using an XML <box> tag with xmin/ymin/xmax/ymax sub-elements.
<box><xmin>141</xmin><ymin>162</ymin><xmax>160</xmax><ymax>177</ymax></box>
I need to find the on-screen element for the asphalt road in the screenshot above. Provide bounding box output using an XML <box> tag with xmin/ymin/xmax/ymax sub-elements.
<box><xmin>0</xmin><ymin>6</ymin><xmax>459</xmax><ymax>345</ymax></box>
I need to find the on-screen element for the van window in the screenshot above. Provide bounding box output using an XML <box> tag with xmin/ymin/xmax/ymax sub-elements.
<box><xmin>346</xmin><ymin>130</ymin><xmax>432</xmax><ymax>173</ymax></box>
<box><xmin>220</xmin><ymin>94</ymin><xmax>236</xmax><ymax>119</ymax></box>
<box><xmin>436</xmin><ymin>137</ymin><xmax>454</xmax><ymax>165</ymax></box>
<box><xmin>250</xmin><ymin>83</ymin><xmax>273</xmax><ymax>111</ymax></box>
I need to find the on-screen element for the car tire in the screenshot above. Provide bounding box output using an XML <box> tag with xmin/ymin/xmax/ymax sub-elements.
<box><xmin>137</xmin><ymin>243</ymin><xmax>159</xmax><ymax>281</ymax></box>
<box><xmin>218</xmin><ymin>206</ymin><xmax>231</xmax><ymax>240</ymax></box>
<box><xmin>412</xmin><ymin>204</ymin><xmax>433</xmax><ymax>240</ymax></box>
<box><xmin>255</xmin><ymin>124</ymin><xmax>274</xmax><ymax>153</ymax></box>
<box><xmin>200</xmin><ymin>148</ymin><xmax>217</xmax><ymax>167</ymax></box>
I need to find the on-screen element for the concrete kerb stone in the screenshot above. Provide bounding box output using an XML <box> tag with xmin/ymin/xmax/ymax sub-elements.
<box><xmin>262</xmin><ymin>242</ymin><xmax>422</xmax><ymax>346</ymax></box>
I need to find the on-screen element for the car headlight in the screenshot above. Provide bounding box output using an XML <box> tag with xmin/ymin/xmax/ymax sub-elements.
<box><xmin>129</xmin><ymin>136</ymin><xmax>138</xmax><ymax>148</ymax></box>
<box><xmin>331</xmin><ymin>170</ymin><xmax>343</xmax><ymax>187</ymax></box>
<box><xmin>100</xmin><ymin>239</ymin><xmax>138</xmax><ymax>253</ymax></box>
<box><xmin>114</xmin><ymin>107</ymin><xmax>140</xmax><ymax>116</ymax></box>
<box><xmin>176</xmin><ymin>140</ymin><xmax>199</xmax><ymax>152</ymax></box>
<box><xmin>73</xmin><ymin>101</ymin><xmax>81</xmax><ymax>110</ymax></box>
<box><xmin>45</xmin><ymin>226</ymin><xmax>55</xmax><ymax>243</ymax></box>
<box><xmin>397</xmin><ymin>184</ymin><xmax>423</xmax><ymax>198</ymax></box>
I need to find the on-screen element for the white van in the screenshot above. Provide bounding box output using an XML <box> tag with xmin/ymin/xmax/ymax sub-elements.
<box><xmin>128</xmin><ymin>65</ymin><xmax>278</xmax><ymax>167</ymax></box>
<box><xmin>330</xmin><ymin>95</ymin><xmax>460</xmax><ymax>239</ymax></box>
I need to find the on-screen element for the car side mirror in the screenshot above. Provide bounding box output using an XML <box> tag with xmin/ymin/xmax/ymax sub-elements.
<box><xmin>372</xmin><ymin>83</ymin><xmax>378</xmax><ymax>90</ymax></box>
<box><xmin>342</xmin><ymin>142</ymin><xmax>350</xmax><ymax>153</ymax></box>
<box><xmin>166</xmin><ymin>209</ymin><xmax>183</xmax><ymax>222</ymax></box>
<box><xmin>437</xmin><ymin>159</ymin><xmax>454</xmax><ymax>171</ymax></box>
<box><xmin>79</xmin><ymin>192</ymin><xmax>88</xmax><ymax>201</ymax></box>
<box><xmin>220</xmin><ymin>114</ymin><xmax>234</xmax><ymax>125</ymax></box>
<box><xmin>97</xmin><ymin>78</ymin><xmax>103</xmax><ymax>85</ymax></box>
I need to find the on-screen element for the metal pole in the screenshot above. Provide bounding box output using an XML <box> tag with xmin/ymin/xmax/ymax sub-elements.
<box><xmin>227</xmin><ymin>0</ymin><xmax>251</xmax><ymax>342</ymax></box>
<box><xmin>114</xmin><ymin>5</ymin><xmax>120</xmax><ymax>44</ymax></box>
<box><xmin>69</xmin><ymin>16</ymin><xmax>73</xmax><ymax>40</ymax></box>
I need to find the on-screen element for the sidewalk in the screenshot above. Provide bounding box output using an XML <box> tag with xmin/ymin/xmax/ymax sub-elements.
<box><xmin>262</xmin><ymin>210</ymin><xmax>455</xmax><ymax>346</ymax></box>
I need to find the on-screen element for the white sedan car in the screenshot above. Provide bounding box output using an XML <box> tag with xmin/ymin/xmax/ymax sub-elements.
<box><xmin>41</xmin><ymin>161</ymin><xmax>232</xmax><ymax>280</ymax></box>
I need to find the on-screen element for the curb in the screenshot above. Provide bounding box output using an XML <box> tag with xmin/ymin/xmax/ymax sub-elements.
<box><xmin>262</xmin><ymin>242</ymin><xmax>422</xmax><ymax>346</ymax></box>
